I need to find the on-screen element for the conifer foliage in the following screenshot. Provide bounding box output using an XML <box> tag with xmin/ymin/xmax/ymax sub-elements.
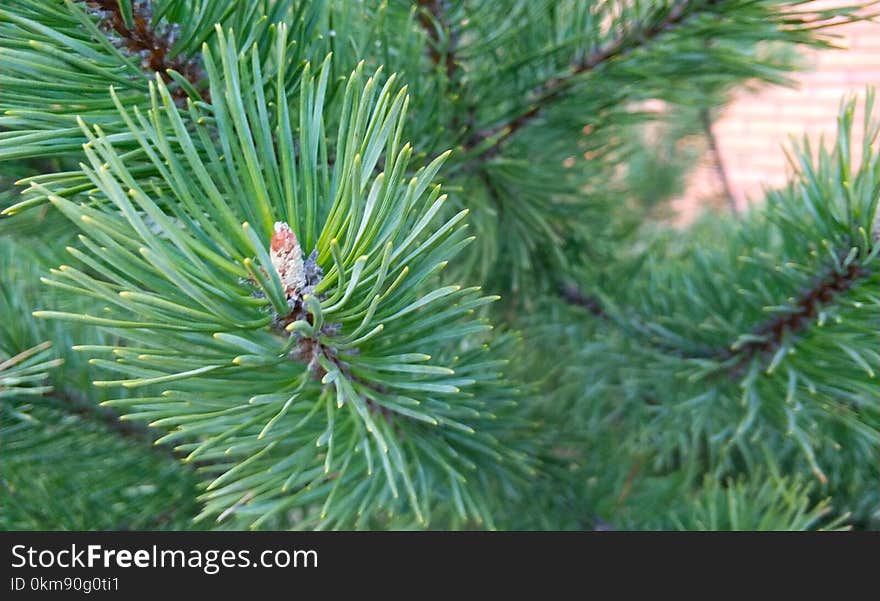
<box><xmin>1</xmin><ymin>1</ymin><xmax>877</xmax><ymax>530</ymax></box>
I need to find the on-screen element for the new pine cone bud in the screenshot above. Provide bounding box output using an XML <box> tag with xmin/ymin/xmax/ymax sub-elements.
<box><xmin>270</xmin><ymin>221</ymin><xmax>306</xmax><ymax>300</ymax></box>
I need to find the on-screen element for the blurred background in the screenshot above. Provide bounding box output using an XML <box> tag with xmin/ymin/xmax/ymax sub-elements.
<box><xmin>673</xmin><ymin>0</ymin><xmax>880</xmax><ymax>220</ymax></box>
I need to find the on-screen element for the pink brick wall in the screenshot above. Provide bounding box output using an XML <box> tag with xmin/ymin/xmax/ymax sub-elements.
<box><xmin>673</xmin><ymin>7</ymin><xmax>880</xmax><ymax>221</ymax></box>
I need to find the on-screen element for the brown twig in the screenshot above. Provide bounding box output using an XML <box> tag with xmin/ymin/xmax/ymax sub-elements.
<box><xmin>560</xmin><ymin>283</ymin><xmax>606</xmax><ymax>319</ymax></box>
<box><xmin>459</xmin><ymin>0</ymin><xmax>697</xmax><ymax>167</ymax></box>
<box><xmin>720</xmin><ymin>257</ymin><xmax>868</xmax><ymax>375</ymax></box>
<box><xmin>268</xmin><ymin>276</ymin><xmax>399</xmax><ymax>421</ymax></box>
<box><xmin>700</xmin><ymin>106</ymin><xmax>738</xmax><ymax>215</ymax></box>
<box><xmin>564</xmin><ymin>251</ymin><xmax>870</xmax><ymax>379</ymax></box>
<box><xmin>44</xmin><ymin>386</ymin><xmax>186</xmax><ymax>463</ymax></box>
<box><xmin>417</xmin><ymin>0</ymin><xmax>469</xmax><ymax>138</ymax></box>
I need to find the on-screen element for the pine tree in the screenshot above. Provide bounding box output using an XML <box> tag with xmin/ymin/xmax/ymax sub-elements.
<box><xmin>1</xmin><ymin>0</ymin><xmax>877</xmax><ymax>530</ymax></box>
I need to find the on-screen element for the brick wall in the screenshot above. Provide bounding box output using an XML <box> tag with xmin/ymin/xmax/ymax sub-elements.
<box><xmin>672</xmin><ymin>6</ymin><xmax>880</xmax><ymax>221</ymax></box>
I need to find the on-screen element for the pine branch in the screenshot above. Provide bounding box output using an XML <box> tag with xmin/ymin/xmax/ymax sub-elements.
<box><xmin>86</xmin><ymin>0</ymin><xmax>207</xmax><ymax>101</ymax></box>
<box><xmin>459</xmin><ymin>0</ymin><xmax>696</xmax><ymax>164</ymax></box>
<box><xmin>720</xmin><ymin>255</ymin><xmax>870</xmax><ymax>376</ymax></box>
<box><xmin>623</xmin><ymin>253</ymin><xmax>872</xmax><ymax>372</ymax></box>
<box><xmin>31</xmin><ymin>37</ymin><xmax>536</xmax><ymax>527</ymax></box>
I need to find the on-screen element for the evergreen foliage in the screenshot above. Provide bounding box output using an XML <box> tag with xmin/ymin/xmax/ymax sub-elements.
<box><xmin>0</xmin><ymin>0</ymin><xmax>877</xmax><ymax>530</ymax></box>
